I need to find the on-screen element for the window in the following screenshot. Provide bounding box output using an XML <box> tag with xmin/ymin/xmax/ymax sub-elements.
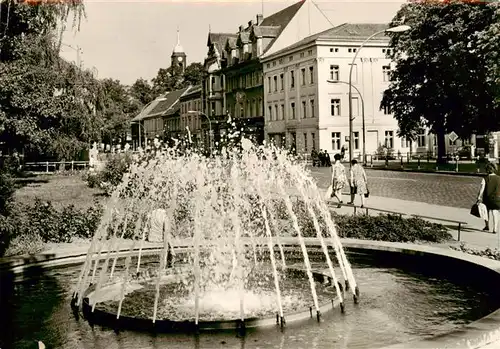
<box><xmin>304</xmin><ymin>133</ymin><xmax>308</xmax><ymax>152</ymax></box>
<box><xmin>211</xmin><ymin>76</ymin><xmax>216</xmax><ymax>90</ymax></box>
<box><xmin>307</xmin><ymin>49</ymin><xmax>313</xmax><ymax>56</ymax></box>
<box><xmin>310</xmin><ymin>100</ymin><xmax>315</xmax><ymax>118</ymax></box>
<box><xmin>353</xmin><ymin>131</ymin><xmax>359</xmax><ymax>150</ymax></box>
<box><xmin>274</xmin><ymin>76</ymin><xmax>278</xmax><ymax>92</ymax></box>
<box><xmin>279</xmin><ymin>58</ymin><xmax>283</xmax><ymax>64</ymax></box>
<box><xmin>351</xmin><ymin>97</ymin><xmax>359</xmax><ymax>117</ymax></box>
<box><xmin>290</xmin><ymin>70</ymin><xmax>295</xmax><ymax>88</ymax></box>
<box><xmin>280</xmin><ymin>104</ymin><xmax>285</xmax><ymax>120</ymax></box>
<box><xmin>289</xmin><ymin>56</ymin><xmax>293</xmax><ymax>62</ymax></box>
<box><xmin>300</xmin><ymin>52</ymin><xmax>305</xmax><ymax>58</ymax></box>
<box><xmin>349</xmin><ymin>64</ymin><xmax>358</xmax><ymax>83</ymax></box>
<box><xmin>385</xmin><ymin>131</ymin><xmax>394</xmax><ymax>149</ymax></box>
<box><xmin>331</xmin><ymin>99</ymin><xmax>341</xmax><ymax>116</ymax></box>
<box><xmin>311</xmin><ymin>132</ymin><xmax>316</xmax><ymax>150</ymax></box>
<box><xmin>268</xmin><ymin>105</ymin><xmax>273</xmax><ymax>121</ymax></box>
<box><xmin>330</xmin><ymin>65</ymin><xmax>339</xmax><ymax>81</ymax></box>
<box><xmin>211</xmin><ymin>102</ymin><xmax>216</xmax><ymax>116</ymax></box>
<box><xmin>417</xmin><ymin>130</ymin><xmax>426</xmax><ymax>147</ymax></box>
<box><xmin>309</xmin><ymin>66</ymin><xmax>314</xmax><ymax>84</ymax></box>
<box><xmin>332</xmin><ymin>132</ymin><xmax>341</xmax><ymax>150</ymax></box>
<box><xmin>348</xmin><ymin>48</ymin><xmax>352</xmax><ymax>53</ymax></box>
<box><xmin>302</xmin><ymin>101</ymin><xmax>307</xmax><ymax>119</ymax></box>
<box><xmin>290</xmin><ymin>132</ymin><xmax>297</xmax><ymax>152</ymax></box>
<box><xmin>274</xmin><ymin>104</ymin><xmax>279</xmax><ymax>121</ymax></box>
<box><xmin>280</xmin><ymin>74</ymin><xmax>284</xmax><ymax>90</ymax></box>
<box><xmin>258</xmin><ymin>98</ymin><xmax>263</xmax><ymax>115</ymax></box>
<box><xmin>273</xmin><ymin>61</ymin><xmax>276</xmax><ymax>67</ymax></box>
<box><xmin>401</xmin><ymin>137</ymin><xmax>412</xmax><ymax>148</ymax></box>
<box><xmin>330</xmin><ymin>47</ymin><xmax>339</xmax><ymax>53</ymax></box>
<box><xmin>382</xmin><ymin>65</ymin><xmax>391</xmax><ymax>82</ymax></box>
<box><xmin>267</xmin><ymin>63</ymin><xmax>270</xmax><ymax>68</ymax></box>
<box><xmin>301</xmin><ymin>68</ymin><xmax>306</xmax><ymax>85</ymax></box>
<box><xmin>383</xmin><ymin>104</ymin><xmax>392</xmax><ymax>115</ymax></box>
<box><xmin>267</xmin><ymin>77</ymin><xmax>272</xmax><ymax>93</ymax></box>
<box><xmin>290</xmin><ymin>102</ymin><xmax>296</xmax><ymax>119</ymax></box>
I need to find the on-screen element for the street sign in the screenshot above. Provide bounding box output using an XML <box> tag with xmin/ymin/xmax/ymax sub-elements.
<box><xmin>448</xmin><ymin>131</ymin><xmax>459</xmax><ymax>143</ymax></box>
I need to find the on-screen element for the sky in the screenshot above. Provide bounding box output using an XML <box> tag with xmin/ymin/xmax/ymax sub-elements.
<box><xmin>60</xmin><ymin>0</ymin><xmax>406</xmax><ymax>86</ymax></box>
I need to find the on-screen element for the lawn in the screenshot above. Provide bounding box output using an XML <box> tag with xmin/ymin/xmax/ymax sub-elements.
<box><xmin>13</xmin><ymin>173</ymin><xmax>106</xmax><ymax>209</ymax></box>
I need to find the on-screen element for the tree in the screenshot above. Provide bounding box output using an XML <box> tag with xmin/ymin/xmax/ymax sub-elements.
<box><xmin>381</xmin><ymin>0</ymin><xmax>500</xmax><ymax>162</ymax></box>
<box><xmin>151</xmin><ymin>62</ymin><xmax>205</xmax><ymax>95</ymax></box>
<box><xmin>152</xmin><ymin>65</ymin><xmax>184</xmax><ymax>95</ymax></box>
<box><xmin>129</xmin><ymin>78</ymin><xmax>154</xmax><ymax>106</ymax></box>
<box><xmin>97</xmin><ymin>78</ymin><xmax>138</xmax><ymax>145</ymax></box>
<box><xmin>183</xmin><ymin>62</ymin><xmax>205</xmax><ymax>87</ymax></box>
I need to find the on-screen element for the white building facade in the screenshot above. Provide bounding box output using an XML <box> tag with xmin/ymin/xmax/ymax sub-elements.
<box><xmin>262</xmin><ymin>23</ymin><xmax>410</xmax><ymax>158</ymax></box>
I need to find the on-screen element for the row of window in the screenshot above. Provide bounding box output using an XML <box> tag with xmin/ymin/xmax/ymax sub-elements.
<box><xmin>329</xmin><ymin>64</ymin><xmax>392</xmax><ymax>83</ymax></box>
<box><xmin>267</xmin><ymin>99</ymin><xmax>316</xmax><ymax>121</ymax></box>
<box><xmin>267</xmin><ymin>49</ymin><xmax>315</xmax><ymax>69</ymax></box>
<box><xmin>265</xmin><ymin>46</ymin><xmax>391</xmax><ymax>70</ymax></box>
<box><xmin>180</xmin><ymin>100</ymin><xmax>202</xmax><ymax>115</ymax></box>
<box><xmin>331</xmin><ymin>131</ymin><xmax>395</xmax><ymax>150</ymax></box>
<box><xmin>227</xmin><ymin>71</ymin><xmax>263</xmax><ymax>92</ymax></box>
<box><xmin>229</xmin><ymin>98</ymin><xmax>263</xmax><ymax>118</ymax></box>
<box><xmin>267</xmin><ymin>66</ymin><xmax>315</xmax><ymax>93</ymax></box>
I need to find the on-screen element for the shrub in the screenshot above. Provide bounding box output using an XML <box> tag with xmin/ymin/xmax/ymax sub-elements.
<box><xmin>86</xmin><ymin>153</ymin><xmax>134</xmax><ymax>195</ymax></box>
<box><xmin>3</xmin><ymin>233</ymin><xmax>44</xmax><ymax>257</ymax></box>
<box><xmin>293</xmin><ymin>209</ymin><xmax>452</xmax><ymax>243</ymax></box>
<box><xmin>0</xmin><ymin>171</ymin><xmax>15</xmax><ymax>215</ymax></box>
<box><xmin>450</xmin><ymin>243</ymin><xmax>500</xmax><ymax>261</ymax></box>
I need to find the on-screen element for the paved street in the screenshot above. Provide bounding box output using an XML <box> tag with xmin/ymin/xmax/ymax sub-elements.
<box><xmin>308</xmin><ymin>166</ymin><xmax>481</xmax><ymax>209</ymax></box>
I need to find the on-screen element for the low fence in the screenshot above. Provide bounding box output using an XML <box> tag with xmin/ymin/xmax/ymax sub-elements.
<box><xmin>23</xmin><ymin>161</ymin><xmax>90</xmax><ymax>173</ymax></box>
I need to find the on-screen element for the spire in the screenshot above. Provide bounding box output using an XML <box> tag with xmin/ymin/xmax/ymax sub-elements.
<box><xmin>173</xmin><ymin>26</ymin><xmax>184</xmax><ymax>54</ymax></box>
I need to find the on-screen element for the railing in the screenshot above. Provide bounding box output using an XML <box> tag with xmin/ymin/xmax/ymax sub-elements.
<box><xmin>23</xmin><ymin>161</ymin><xmax>89</xmax><ymax>173</ymax></box>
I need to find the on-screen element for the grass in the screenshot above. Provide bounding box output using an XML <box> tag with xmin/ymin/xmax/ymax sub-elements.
<box><xmin>13</xmin><ymin>173</ymin><xmax>106</xmax><ymax>209</ymax></box>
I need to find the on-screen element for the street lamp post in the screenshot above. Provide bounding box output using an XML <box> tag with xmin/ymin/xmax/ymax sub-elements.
<box><xmin>328</xmin><ymin>80</ymin><xmax>366</xmax><ymax>165</ymax></box>
<box><xmin>347</xmin><ymin>25</ymin><xmax>411</xmax><ymax>165</ymax></box>
<box><xmin>188</xmin><ymin>111</ymin><xmax>213</xmax><ymax>155</ymax></box>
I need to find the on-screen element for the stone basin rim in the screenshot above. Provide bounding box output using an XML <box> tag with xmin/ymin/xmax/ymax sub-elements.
<box><xmin>2</xmin><ymin>238</ymin><xmax>500</xmax><ymax>348</ymax></box>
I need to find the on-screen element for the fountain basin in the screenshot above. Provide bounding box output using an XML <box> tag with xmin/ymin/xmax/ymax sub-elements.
<box><xmin>2</xmin><ymin>238</ymin><xmax>500</xmax><ymax>349</ymax></box>
<box><xmin>80</xmin><ymin>266</ymin><xmax>340</xmax><ymax>332</ymax></box>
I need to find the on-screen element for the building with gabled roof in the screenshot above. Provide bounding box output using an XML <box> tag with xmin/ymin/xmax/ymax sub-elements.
<box><xmin>261</xmin><ymin>22</ymin><xmax>401</xmax><ymax>158</ymax></box>
<box><xmin>130</xmin><ymin>86</ymin><xmax>190</xmax><ymax>148</ymax></box>
<box><xmin>202</xmin><ymin>0</ymin><xmax>333</xmax><ymax>145</ymax></box>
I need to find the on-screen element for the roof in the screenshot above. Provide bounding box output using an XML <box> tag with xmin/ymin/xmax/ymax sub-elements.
<box><xmin>221</xmin><ymin>0</ymin><xmax>304</xmax><ymax>54</ymax></box>
<box><xmin>260</xmin><ymin>0</ymin><xmax>305</xmax><ymax>53</ymax></box>
<box><xmin>262</xmin><ymin>23</ymin><xmax>390</xmax><ymax>61</ymax></box>
<box><xmin>131</xmin><ymin>97</ymin><xmax>165</xmax><ymax>122</ymax></box>
<box><xmin>225</xmin><ymin>37</ymin><xmax>238</xmax><ymax>51</ymax></box>
<box><xmin>146</xmin><ymin>86</ymin><xmax>190</xmax><ymax>118</ymax></box>
<box><xmin>180</xmin><ymin>85</ymin><xmax>202</xmax><ymax>100</ymax></box>
<box><xmin>208</xmin><ymin>32</ymin><xmax>238</xmax><ymax>52</ymax></box>
<box><xmin>251</xmin><ymin>26</ymin><xmax>280</xmax><ymax>38</ymax></box>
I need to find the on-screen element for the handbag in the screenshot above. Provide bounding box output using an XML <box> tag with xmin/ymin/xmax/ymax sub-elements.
<box><xmin>470</xmin><ymin>203</ymin><xmax>481</xmax><ymax>218</ymax></box>
<box><xmin>364</xmin><ymin>188</ymin><xmax>370</xmax><ymax>198</ymax></box>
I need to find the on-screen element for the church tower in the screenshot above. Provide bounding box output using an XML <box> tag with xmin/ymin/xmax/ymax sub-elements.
<box><xmin>171</xmin><ymin>28</ymin><xmax>187</xmax><ymax>72</ymax></box>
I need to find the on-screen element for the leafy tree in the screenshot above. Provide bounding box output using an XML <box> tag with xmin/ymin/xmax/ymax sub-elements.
<box><xmin>381</xmin><ymin>0</ymin><xmax>500</xmax><ymax>162</ymax></box>
<box><xmin>152</xmin><ymin>65</ymin><xmax>184</xmax><ymax>95</ymax></box>
<box><xmin>98</xmin><ymin>78</ymin><xmax>138</xmax><ymax>145</ymax></box>
<box><xmin>183</xmin><ymin>62</ymin><xmax>205</xmax><ymax>87</ymax></box>
<box><xmin>151</xmin><ymin>62</ymin><xmax>205</xmax><ymax>95</ymax></box>
<box><xmin>129</xmin><ymin>78</ymin><xmax>154</xmax><ymax>106</ymax></box>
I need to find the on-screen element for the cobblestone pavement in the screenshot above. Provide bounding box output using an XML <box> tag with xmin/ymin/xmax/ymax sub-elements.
<box><xmin>308</xmin><ymin>166</ymin><xmax>481</xmax><ymax>209</ymax></box>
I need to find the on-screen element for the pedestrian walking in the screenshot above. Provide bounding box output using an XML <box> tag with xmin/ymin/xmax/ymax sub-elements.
<box><xmin>347</xmin><ymin>159</ymin><xmax>369</xmax><ymax>208</ymax></box>
<box><xmin>476</xmin><ymin>162</ymin><xmax>500</xmax><ymax>234</ymax></box>
<box><xmin>331</xmin><ymin>153</ymin><xmax>347</xmax><ymax>208</ymax></box>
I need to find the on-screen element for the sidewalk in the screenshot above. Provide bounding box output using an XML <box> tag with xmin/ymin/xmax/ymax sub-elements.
<box><xmin>329</xmin><ymin>194</ymin><xmax>500</xmax><ymax>250</ymax></box>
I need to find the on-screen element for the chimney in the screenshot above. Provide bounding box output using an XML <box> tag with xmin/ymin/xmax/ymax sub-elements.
<box><xmin>256</xmin><ymin>14</ymin><xmax>263</xmax><ymax>25</ymax></box>
<box><xmin>239</xmin><ymin>25</ymin><xmax>245</xmax><ymax>32</ymax></box>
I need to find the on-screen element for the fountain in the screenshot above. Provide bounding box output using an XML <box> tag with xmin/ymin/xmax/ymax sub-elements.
<box><xmin>70</xmin><ymin>137</ymin><xmax>359</xmax><ymax>333</ymax></box>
